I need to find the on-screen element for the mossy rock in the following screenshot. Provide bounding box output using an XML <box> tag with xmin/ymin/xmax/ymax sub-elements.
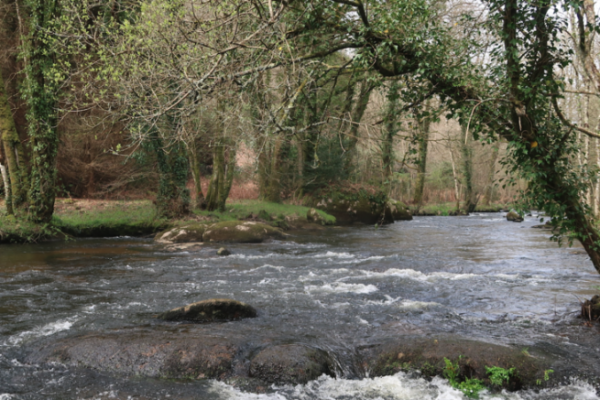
<box><xmin>385</xmin><ymin>199</ymin><xmax>413</xmax><ymax>221</ymax></box>
<box><xmin>203</xmin><ymin>221</ymin><xmax>284</xmax><ymax>243</ymax></box>
<box><xmin>305</xmin><ymin>187</ymin><xmax>392</xmax><ymax>225</ymax></box>
<box><xmin>506</xmin><ymin>211</ymin><xmax>524</xmax><ymax>222</ymax></box>
<box><xmin>366</xmin><ymin>336</ymin><xmax>551</xmax><ymax>391</ymax></box>
<box><xmin>158</xmin><ymin>298</ymin><xmax>257</xmax><ymax>323</ymax></box>
<box><xmin>154</xmin><ymin>223</ymin><xmax>208</xmax><ymax>243</ymax></box>
<box><xmin>249</xmin><ymin>344</ymin><xmax>334</xmax><ymax>385</ymax></box>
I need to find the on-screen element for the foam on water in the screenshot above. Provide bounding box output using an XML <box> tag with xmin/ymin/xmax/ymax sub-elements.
<box><xmin>6</xmin><ymin>318</ymin><xmax>75</xmax><ymax>346</ymax></box>
<box><xmin>305</xmin><ymin>282</ymin><xmax>379</xmax><ymax>294</ymax></box>
<box><xmin>204</xmin><ymin>373</ymin><xmax>600</xmax><ymax>400</ymax></box>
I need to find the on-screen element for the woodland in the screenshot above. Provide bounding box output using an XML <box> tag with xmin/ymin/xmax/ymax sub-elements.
<box><xmin>2</xmin><ymin>0</ymin><xmax>600</xmax><ymax>271</ymax></box>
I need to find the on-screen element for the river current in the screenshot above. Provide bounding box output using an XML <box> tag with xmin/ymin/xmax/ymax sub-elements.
<box><xmin>1</xmin><ymin>213</ymin><xmax>600</xmax><ymax>399</ymax></box>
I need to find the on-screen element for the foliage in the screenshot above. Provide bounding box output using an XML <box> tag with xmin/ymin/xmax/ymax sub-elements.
<box><xmin>442</xmin><ymin>357</ymin><xmax>485</xmax><ymax>399</ymax></box>
<box><xmin>485</xmin><ymin>366</ymin><xmax>515</xmax><ymax>387</ymax></box>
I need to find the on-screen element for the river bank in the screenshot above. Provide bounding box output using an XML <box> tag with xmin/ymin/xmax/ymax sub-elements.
<box><xmin>0</xmin><ymin>199</ymin><xmax>336</xmax><ymax>244</ymax></box>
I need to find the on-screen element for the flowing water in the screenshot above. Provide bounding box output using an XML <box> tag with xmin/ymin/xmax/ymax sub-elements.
<box><xmin>1</xmin><ymin>214</ymin><xmax>600</xmax><ymax>399</ymax></box>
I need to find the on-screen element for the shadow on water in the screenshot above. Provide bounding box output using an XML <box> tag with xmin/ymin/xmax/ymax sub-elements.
<box><xmin>1</xmin><ymin>214</ymin><xmax>600</xmax><ymax>399</ymax></box>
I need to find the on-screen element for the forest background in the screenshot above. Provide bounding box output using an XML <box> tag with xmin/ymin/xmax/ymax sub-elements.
<box><xmin>2</xmin><ymin>0</ymin><xmax>600</xmax><ymax>271</ymax></box>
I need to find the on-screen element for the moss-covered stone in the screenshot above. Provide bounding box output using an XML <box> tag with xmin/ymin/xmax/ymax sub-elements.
<box><xmin>203</xmin><ymin>221</ymin><xmax>284</xmax><ymax>243</ymax></box>
<box><xmin>158</xmin><ymin>298</ymin><xmax>257</xmax><ymax>323</ymax></box>
<box><xmin>385</xmin><ymin>199</ymin><xmax>413</xmax><ymax>221</ymax></box>
<box><xmin>365</xmin><ymin>336</ymin><xmax>551</xmax><ymax>390</ymax></box>
<box><xmin>305</xmin><ymin>187</ymin><xmax>392</xmax><ymax>225</ymax></box>
<box><xmin>506</xmin><ymin>211</ymin><xmax>523</xmax><ymax>222</ymax></box>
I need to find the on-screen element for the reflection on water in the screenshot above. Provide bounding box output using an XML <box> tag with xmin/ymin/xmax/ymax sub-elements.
<box><xmin>1</xmin><ymin>214</ymin><xmax>600</xmax><ymax>399</ymax></box>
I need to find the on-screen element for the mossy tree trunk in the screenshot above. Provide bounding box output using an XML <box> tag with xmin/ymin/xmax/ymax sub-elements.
<box><xmin>344</xmin><ymin>80</ymin><xmax>374</xmax><ymax>176</ymax></box>
<box><xmin>24</xmin><ymin>0</ymin><xmax>61</xmax><ymax>223</ymax></box>
<box><xmin>205</xmin><ymin>138</ymin><xmax>236</xmax><ymax>212</ymax></box>
<box><xmin>188</xmin><ymin>145</ymin><xmax>205</xmax><ymax>210</ymax></box>
<box><xmin>0</xmin><ymin>68</ymin><xmax>27</xmax><ymax>213</ymax></box>
<box><xmin>460</xmin><ymin>123</ymin><xmax>476</xmax><ymax>213</ymax></box>
<box><xmin>381</xmin><ymin>82</ymin><xmax>400</xmax><ymax>185</ymax></box>
<box><xmin>149</xmin><ymin>129</ymin><xmax>190</xmax><ymax>218</ymax></box>
<box><xmin>413</xmin><ymin>105</ymin><xmax>431</xmax><ymax>208</ymax></box>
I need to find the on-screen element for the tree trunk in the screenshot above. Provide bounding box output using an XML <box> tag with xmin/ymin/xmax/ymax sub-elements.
<box><xmin>460</xmin><ymin>124</ymin><xmax>476</xmax><ymax>213</ymax></box>
<box><xmin>188</xmin><ymin>147</ymin><xmax>205</xmax><ymax>210</ymax></box>
<box><xmin>413</xmin><ymin>107</ymin><xmax>431</xmax><ymax>208</ymax></box>
<box><xmin>26</xmin><ymin>0</ymin><xmax>62</xmax><ymax>223</ymax></box>
<box><xmin>482</xmin><ymin>140</ymin><xmax>500</xmax><ymax>206</ymax></box>
<box><xmin>205</xmin><ymin>141</ymin><xmax>224</xmax><ymax>211</ymax></box>
<box><xmin>344</xmin><ymin>80</ymin><xmax>374</xmax><ymax>176</ymax></box>
<box><xmin>381</xmin><ymin>82</ymin><xmax>400</xmax><ymax>184</ymax></box>
<box><xmin>0</xmin><ymin>161</ymin><xmax>12</xmax><ymax>215</ymax></box>
<box><xmin>449</xmin><ymin>146</ymin><xmax>461</xmax><ymax>214</ymax></box>
<box><xmin>0</xmin><ymin>68</ymin><xmax>27</xmax><ymax>210</ymax></box>
<box><xmin>217</xmin><ymin>143</ymin><xmax>236</xmax><ymax>212</ymax></box>
<box><xmin>586</xmin><ymin>83</ymin><xmax>600</xmax><ymax>216</ymax></box>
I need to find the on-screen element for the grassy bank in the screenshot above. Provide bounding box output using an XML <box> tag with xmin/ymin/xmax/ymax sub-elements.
<box><xmin>0</xmin><ymin>199</ymin><xmax>335</xmax><ymax>244</ymax></box>
<box><xmin>412</xmin><ymin>202</ymin><xmax>510</xmax><ymax>216</ymax></box>
<box><xmin>0</xmin><ymin>199</ymin><xmax>167</xmax><ymax>244</ymax></box>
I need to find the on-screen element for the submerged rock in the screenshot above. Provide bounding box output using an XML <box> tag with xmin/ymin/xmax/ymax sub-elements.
<box><xmin>506</xmin><ymin>211</ymin><xmax>524</xmax><ymax>222</ymax></box>
<box><xmin>203</xmin><ymin>221</ymin><xmax>284</xmax><ymax>243</ymax></box>
<box><xmin>158</xmin><ymin>298</ymin><xmax>257</xmax><ymax>323</ymax></box>
<box><xmin>249</xmin><ymin>344</ymin><xmax>334</xmax><ymax>384</ymax></box>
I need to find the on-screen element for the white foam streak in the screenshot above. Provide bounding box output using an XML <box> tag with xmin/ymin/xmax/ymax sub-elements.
<box><xmin>305</xmin><ymin>282</ymin><xmax>379</xmax><ymax>294</ymax></box>
<box><xmin>7</xmin><ymin>319</ymin><xmax>74</xmax><ymax>346</ymax></box>
<box><xmin>205</xmin><ymin>374</ymin><xmax>600</xmax><ymax>400</ymax></box>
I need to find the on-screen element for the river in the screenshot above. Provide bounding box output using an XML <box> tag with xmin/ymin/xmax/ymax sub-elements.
<box><xmin>1</xmin><ymin>213</ymin><xmax>599</xmax><ymax>399</ymax></box>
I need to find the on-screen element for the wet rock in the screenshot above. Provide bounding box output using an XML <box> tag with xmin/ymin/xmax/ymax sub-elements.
<box><xmin>25</xmin><ymin>327</ymin><xmax>241</xmax><ymax>380</ymax></box>
<box><xmin>506</xmin><ymin>211</ymin><xmax>523</xmax><ymax>222</ymax></box>
<box><xmin>385</xmin><ymin>199</ymin><xmax>413</xmax><ymax>221</ymax></box>
<box><xmin>249</xmin><ymin>344</ymin><xmax>334</xmax><ymax>385</ymax></box>
<box><xmin>365</xmin><ymin>336</ymin><xmax>552</xmax><ymax>390</ymax></box>
<box><xmin>217</xmin><ymin>247</ymin><xmax>231</xmax><ymax>256</ymax></box>
<box><xmin>155</xmin><ymin>223</ymin><xmax>208</xmax><ymax>243</ymax></box>
<box><xmin>581</xmin><ymin>295</ymin><xmax>600</xmax><ymax>321</ymax></box>
<box><xmin>158</xmin><ymin>298</ymin><xmax>257</xmax><ymax>323</ymax></box>
<box><xmin>203</xmin><ymin>221</ymin><xmax>284</xmax><ymax>243</ymax></box>
<box><xmin>532</xmin><ymin>221</ymin><xmax>553</xmax><ymax>230</ymax></box>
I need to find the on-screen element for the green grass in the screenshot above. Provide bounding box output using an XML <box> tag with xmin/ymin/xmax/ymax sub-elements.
<box><xmin>193</xmin><ymin>200</ymin><xmax>336</xmax><ymax>225</ymax></box>
<box><xmin>52</xmin><ymin>200</ymin><xmax>167</xmax><ymax>237</ymax></box>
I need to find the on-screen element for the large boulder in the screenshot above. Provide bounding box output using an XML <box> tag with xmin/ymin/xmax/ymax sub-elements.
<box><xmin>25</xmin><ymin>327</ymin><xmax>241</xmax><ymax>380</ymax></box>
<box><xmin>305</xmin><ymin>187</ymin><xmax>393</xmax><ymax>225</ymax></box>
<box><xmin>202</xmin><ymin>221</ymin><xmax>284</xmax><ymax>243</ymax></box>
<box><xmin>158</xmin><ymin>299</ymin><xmax>257</xmax><ymax>323</ymax></box>
<box><xmin>155</xmin><ymin>223</ymin><xmax>208</xmax><ymax>243</ymax></box>
<box><xmin>385</xmin><ymin>199</ymin><xmax>413</xmax><ymax>221</ymax></box>
<box><xmin>506</xmin><ymin>211</ymin><xmax>524</xmax><ymax>222</ymax></box>
<box><xmin>249</xmin><ymin>344</ymin><xmax>334</xmax><ymax>385</ymax></box>
<box><xmin>364</xmin><ymin>336</ymin><xmax>551</xmax><ymax>391</ymax></box>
